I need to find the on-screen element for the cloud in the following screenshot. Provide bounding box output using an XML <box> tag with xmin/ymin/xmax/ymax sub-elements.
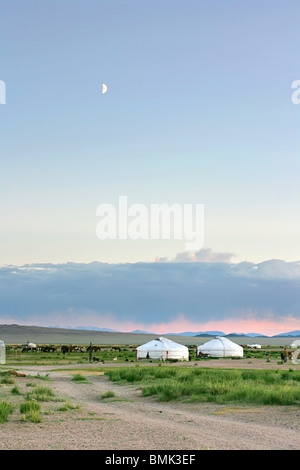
<box><xmin>154</xmin><ymin>248</ymin><xmax>234</xmax><ymax>263</ymax></box>
<box><xmin>0</xmin><ymin>257</ymin><xmax>299</xmax><ymax>335</ymax></box>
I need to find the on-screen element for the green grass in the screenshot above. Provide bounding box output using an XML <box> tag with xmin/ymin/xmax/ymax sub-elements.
<box><xmin>19</xmin><ymin>400</ymin><xmax>41</xmax><ymax>413</ymax></box>
<box><xmin>4</xmin><ymin>343</ymin><xmax>290</xmax><ymax>369</ymax></box>
<box><xmin>100</xmin><ymin>390</ymin><xmax>115</xmax><ymax>399</ymax></box>
<box><xmin>57</xmin><ymin>401</ymin><xmax>80</xmax><ymax>412</ymax></box>
<box><xmin>0</xmin><ymin>375</ymin><xmax>16</xmax><ymax>384</ymax></box>
<box><xmin>4</xmin><ymin>345</ymin><xmax>137</xmax><ymax>366</ymax></box>
<box><xmin>11</xmin><ymin>385</ymin><xmax>21</xmax><ymax>395</ymax></box>
<box><xmin>0</xmin><ymin>400</ymin><xmax>14</xmax><ymax>422</ymax></box>
<box><xmin>0</xmin><ymin>370</ymin><xmax>81</xmax><ymax>425</ymax></box>
<box><xmin>24</xmin><ymin>410</ymin><xmax>42</xmax><ymax>423</ymax></box>
<box><xmin>71</xmin><ymin>373</ymin><xmax>90</xmax><ymax>383</ymax></box>
<box><xmin>19</xmin><ymin>401</ymin><xmax>42</xmax><ymax>423</ymax></box>
<box><xmin>105</xmin><ymin>366</ymin><xmax>300</xmax><ymax>406</ymax></box>
<box><xmin>35</xmin><ymin>373</ymin><xmax>50</xmax><ymax>381</ymax></box>
<box><xmin>26</xmin><ymin>385</ymin><xmax>56</xmax><ymax>402</ymax></box>
<box><xmin>26</xmin><ymin>382</ymin><xmax>37</xmax><ymax>387</ymax></box>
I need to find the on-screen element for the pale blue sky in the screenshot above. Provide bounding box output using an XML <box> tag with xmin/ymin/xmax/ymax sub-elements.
<box><xmin>1</xmin><ymin>0</ymin><xmax>300</xmax><ymax>266</ymax></box>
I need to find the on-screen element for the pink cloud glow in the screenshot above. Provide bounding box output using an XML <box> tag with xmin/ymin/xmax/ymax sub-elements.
<box><xmin>67</xmin><ymin>312</ymin><xmax>300</xmax><ymax>337</ymax></box>
<box><xmin>11</xmin><ymin>311</ymin><xmax>299</xmax><ymax>338</ymax></box>
<box><xmin>122</xmin><ymin>315</ymin><xmax>299</xmax><ymax>337</ymax></box>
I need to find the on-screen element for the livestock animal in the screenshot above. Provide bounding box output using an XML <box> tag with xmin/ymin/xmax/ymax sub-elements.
<box><xmin>10</xmin><ymin>370</ymin><xmax>26</xmax><ymax>377</ymax></box>
<box><xmin>280</xmin><ymin>348</ymin><xmax>292</xmax><ymax>362</ymax></box>
<box><xmin>86</xmin><ymin>345</ymin><xmax>101</xmax><ymax>352</ymax></box>
<box><xmin>198</xmin><ymin>351</ymin><xmax>209</xmax><ymax>358</ymax></box>
<box><xmin>21</xmin><ymin>342</ymin><xmax>37</xmax><ymax>353</ymax></box>
<box><xmin>39</xmin><ymin>345</ymin><xmax>56</xmax><ymax>352</ymax></box>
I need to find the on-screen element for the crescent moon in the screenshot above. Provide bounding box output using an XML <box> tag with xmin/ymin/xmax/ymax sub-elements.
<box><xmin>102</xmin><ymin>83</ymin><xmax>108</xmax><ymax>94</ymax></box>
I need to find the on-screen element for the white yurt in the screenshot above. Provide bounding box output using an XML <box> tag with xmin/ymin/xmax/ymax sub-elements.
<box><xmin>291</xmin><ymin>339</ymin><xmax>300</xmax><ymax>348</ymax></box>
<box><xmin>197</xmin><ymin>336</ymin><xmax>243</xmax><ymax>358</ymax></box>
<box><xmin>0</xmin><ymin>340</ymin><xmax>6</xmax><ymax>364</ymax></box>
<box><xmin>136</xmin><ymin>336</ymin><xmax>189</xmax><ymax>361</ymax></box>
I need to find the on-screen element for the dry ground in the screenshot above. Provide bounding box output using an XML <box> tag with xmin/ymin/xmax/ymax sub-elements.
<box><xmin>1</xmin><ymin>359</ymin><xmax>299</xmax><ymax>451</ymax></box>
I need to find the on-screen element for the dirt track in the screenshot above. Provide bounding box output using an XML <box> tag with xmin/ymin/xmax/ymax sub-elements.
<box><xmin>1</xmin><ymin>360</ymin><xmax>299</xmax><ymax>451</ymax></box>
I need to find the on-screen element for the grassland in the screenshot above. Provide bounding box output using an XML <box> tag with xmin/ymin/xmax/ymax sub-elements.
<box><xmin>105</xmin><ymin>366</ymin><xmax>300</xmax><ymax>405</ymax></box>
<box><xmin>0</xmin><ymin>369</ymin><xmax>79</xmax><ymax>425</ymax></box>
<box><xmin>1</xmin><ymin>343</ymin><xmax>299</xmax><ymax>410</ymax></box>
<box><xmin>1</xmin><ymin>342</ymin><xmax>300</xmax><ymax>451</ymax></box>
<box><xmin>2</xmin><ymin>341</ymin><xmax>293</xmax><ymax>368</ymax></box>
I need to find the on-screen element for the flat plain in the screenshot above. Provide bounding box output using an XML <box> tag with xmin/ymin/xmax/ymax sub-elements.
<box><xmin>0</xmin><ymin>325</ymin><xmax>299</xmax><ymax>451</ymax></box>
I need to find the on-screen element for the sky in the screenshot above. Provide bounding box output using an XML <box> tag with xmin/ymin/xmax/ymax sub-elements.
<box><xmin>0</xmin><ymin>1</ymin><xmax>300</xmax><ymax>335</ymax></box>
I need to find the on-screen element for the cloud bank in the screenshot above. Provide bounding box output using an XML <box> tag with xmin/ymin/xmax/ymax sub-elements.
<box><xmin>0</xmin><ymin>255</ymin><xmax>299</xmax><ymax>336</ymax></box>
<box><xmin>155</xmin><ymin>248</ymin><xmax>235</xmax><ymax>263</ymax></box>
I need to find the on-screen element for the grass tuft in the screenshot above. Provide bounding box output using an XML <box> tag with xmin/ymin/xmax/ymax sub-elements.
<box><xmin>26</xmin><ymin>386</ymin><xmax>56</xmax><ymax>402</ymax></box>
<box><xmin>57</xmin><ymin>401</ymin><xmax>80</xmax><ymax>411</ymax></box>
<box><xmin>19</xmin><ymin>401</ymin><xmax>42</xmax><ymax>423</ymax></box>
<box><xmin>0</xmin><ymin>400</ymin><xmax>14</xmax><ymax>423</ymax></box>
<box><xmin>11</xmin><ymin>386</ymin><xmax>21</xmax><ymax>395</ymax></box>
<box><xmin>100</xmin><ymin>390</ymin><xmax>115</xmax><ymax>399</ymax></box>
<box><xmin>71</xmin><ymin>374</ymin><xmax>90</xmax><ymax>383</ymax></box>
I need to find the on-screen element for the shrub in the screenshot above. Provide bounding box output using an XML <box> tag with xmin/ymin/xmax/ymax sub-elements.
<box><xmin>35</xmin><ymin>373</ymin><xmax>50</xmax><ymax>381</ymax></box>
<box><xmin>71</xmin><ymin>374</ymin><xmax>89</xmax><ymax>383</ymax></box>
<box><xmin>11</xmin><ymin>386</ymin><xmax>21</xmax><ymax>395</ymax></box>
<box><xmin>20</xmin><ymin>401</ymin><xmax>42</xmax><ymax>423</ymax></box>
<box><xmin>57</xmin><ymin>401</ymin><xmax>80</xmax><ymax>411</ymax></box>
<box><xmin>0</xmin><ymin>376</ymin><xmax>15</xmax><ymax>385</ymax></box>
<box><xmin>26</xmin><ymin>386</ymin><xmax>55</xmax><ymax>401</ymax></box>
<box><xmin>101</xmin><ymin>390</ymin><xmax>115</xmax><ymax>399</ymax></box>
<box><xmin>19</xmin><ymin>401</ymin><xmax>41</xmax><ymax>413</ymax></box>
<box><xmin>26</xmin><ymin>410</ymin><xmax>42</xmax><ymax>423</ymax></box>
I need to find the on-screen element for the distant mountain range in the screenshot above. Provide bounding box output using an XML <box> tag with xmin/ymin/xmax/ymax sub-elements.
<box><xmin>73</xmin><ymin>326</ymin><xmax>120</xmax><ymax>333</ymax></box>
<box><xmin>74</xmin><ymin>326</ymin><xmax>300</xmax><ymax>338</ymax></box>
<box><xmin>1</xmin><ymin>324</ymin><xmax>299</xmax><ymax>339</ymax></box>
<box><xmin>130</xmin><ymin>329</ymin><xmax>157</xmax><ymax>335</ymax></box>
<box><xmin>167</xmin><ymin>330</ymin><xmax>225</xmax><ymax>337</ymax></box>
<box><xmin>272</xmin><ymin>330</ymin><xmax>300</xmax><ymax>337</ymax></box>
<box><xmin>170</xmin><ymin>331</ymin><xmax>269</xmax><ymax>337</ymax></box>
<box><xmin>0</xmin><ymin>324</ymin><xmax>299</xmax><ymax>347</ymax></box>
<box><xmin>130</xmin><ymin>329</ymin><xmax>300</xmax><ymax>338</ymax></box>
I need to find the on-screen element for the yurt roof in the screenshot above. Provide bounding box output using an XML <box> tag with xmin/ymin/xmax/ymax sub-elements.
<box><xmin>198</xmin><ymin>336</ymin><xmax>243</xmax><ymax>351</ymax></box>
<box><xmin>137</xmin><ymin>336</ymin><xmax>188</xmax><ymax>351</ymax></box>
